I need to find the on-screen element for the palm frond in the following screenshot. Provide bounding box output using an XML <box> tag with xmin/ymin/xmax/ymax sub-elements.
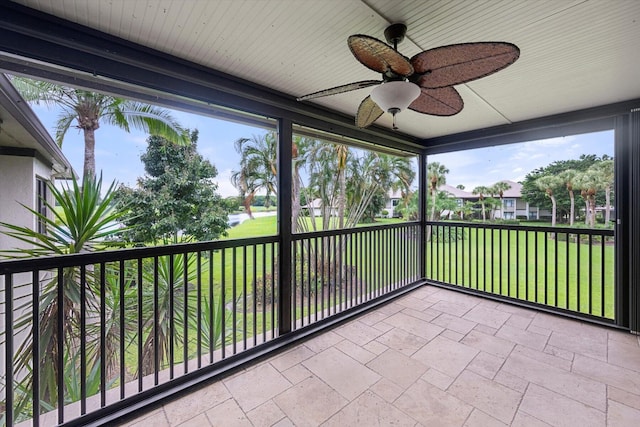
<box><xmin>104</xmin><ymin>101</ymin><xmax>189</xmax><ymax>145</ymax></box>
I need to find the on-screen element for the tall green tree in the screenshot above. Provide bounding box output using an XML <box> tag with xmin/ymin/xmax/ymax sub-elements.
<box><xmin>231</xmin><ymin>133</ymin><xmax>278</xmax><ymax>219</ymax></box>
<box><xmin>491</xmin><ymin>181</ymin><xmax>512</xmax><ymax>219</ymax></box>
<box><xmin>472</xmin><ymin>186</ymin><xmax>490</xmax><ymax>222</ymax></box>
<box><xmin>114</xmin><ymin>130</ymin><xmax>230</xmax><ymax>244</ymax></box>
<box><xmin>521</xmin><ymin>154</ymin><xmax>610</xmax><ymax>223</ymax></box>
<box><xmin>427</xmin><ymin>162</ymin><xmax>449</xmax><ymax>221</ymax></box>
<box><xmin>536</xmin><ymin>175</ymin><xmax>561</xmax><ymax>227</ymax></box>
<box><xmin>559</xmin><ymin>169</ymin><xmax>578</xmax><ymax>226</ymax></box>
<box><xmin>11</xmin><ymin>77</ymin><xmax>190</xmax><ymax>180</ymax></box>
<box><xmin>595</xmin><ymin>160</ymin><xmax>614</xmax><ymax>226</ymax></box>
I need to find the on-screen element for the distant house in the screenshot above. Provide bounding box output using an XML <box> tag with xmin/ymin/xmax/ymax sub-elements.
<box><xmin>436</xmin><ymin>180</ymin><xmax>551</xmax><ymax>220</ymax></box>
<box><xmin>385</xmin><ymin>189</ymin><xmax>403</xmax><ymax>218</ymax></box>
<box><xmin>0</xmin><ymin>73</ymin><xmax>73</xmax><ymax>252</ymax></box>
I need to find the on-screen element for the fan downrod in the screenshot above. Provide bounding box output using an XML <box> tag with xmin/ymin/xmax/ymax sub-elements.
<box><xmin>384</xmin><ymin>23</ymin><xmax>407</xmax><ymax>48</ymax></box>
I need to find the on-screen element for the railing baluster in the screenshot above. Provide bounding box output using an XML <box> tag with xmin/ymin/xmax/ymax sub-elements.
<box><xmin>544</xmin><ymin>231</ymin><xmax>548</xmax><ymax>305</ymax></box>
<box><xmin>80</xmin><ymin>265</ymin><xmax>87</xmax><ymax>413</ymax></box>
<box><xmin>57</xmin><ymin>267</ymin><xmax>64</xmax><ymax>425</ymax></box>
<box><xmin>554</xmin><ymin>231</ymin><xmax>559</xmax><ymax>308</ymax></box>
<box><xmin>169</xmin><ymin>255</ymin><xmax>175</xmax><ymax>378</ymax></box>
<box><xmin>5</xmin><ymin>273</ymin><xmax>14</xmax><ymax>427</ymax></box>
<box><xmin>589</xmin><ymin>234</ymin><xmax>593</xmax><ymax>315</ymax></box>
<box><xmin>577</xmin><ymin>232</ymin><xmax>581</xmax><ymax>312</ymax></box>
<box><xmin>120</xmin><ymin>259</ymin><xmax>126</xmax><ymax>395</ymax></box>
<box><xmin>197</xmin><ymin>251</ymin><xmax>202</xmax><ymax>368</ymax></box>
<box><xmin>253</xmin><ymin>244</ymin><xmax>257</xmax><ymax>346</ymax></box>
<box><xmin>566</xmin><ymin>233</ymin><xmax>570</xmax><ymax>310</ymax></box>
<box><xmin>262</xmin><ymin>244</ymin><xmax>267</xmax><ymax>343</ymax></box>
<box><xmin>32</xmin><ymin>270</ymin><xmax>40</xmax><ymax>426</ymax></box>
<box><xmin>232</xmin><ymin>247</ymin><xmax>237</xmax><ymax>354</ymax></box>
<box><xmin>153</xmin><ymin>256</ymin><xmax>159</xmax><ymax>385</ymax></box>
<box><xmin>242</xmin><ymin>245</ymin><xmax>247</xmax><ymax>347</ymax></box>
<box><xmin>221</xmin><ymin>249</ymin><xmax>226</xmax><ymax>359</ymax></box>
<box><xmin>137</xmin><ymin>258</ymin><xmax>143</xmax><ymax>391</ymax></box>
<box><xmin>601</xmin><ymin>235</ymin><xmax>606</xmax><ymax>317</ymax></box>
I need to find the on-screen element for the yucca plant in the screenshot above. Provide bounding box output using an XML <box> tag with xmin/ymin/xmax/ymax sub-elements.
<box><xmin>0</xmin><ymin>174</ymin><xmax>128</xmax><ymax>411</ymax></box>
<box><xmin>139</xmin><ymin>248</ymin><xmax>206</xmax><ymax>376</ymax></box>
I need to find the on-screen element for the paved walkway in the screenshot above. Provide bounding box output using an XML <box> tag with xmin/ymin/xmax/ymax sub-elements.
<box><xmin>124</xmin><ymin>286</ymin><xmax>640</xmax><ymax>427</ymax></box>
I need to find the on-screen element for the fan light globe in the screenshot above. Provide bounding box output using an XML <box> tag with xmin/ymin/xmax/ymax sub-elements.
<box><xmin>370</xmin><ymin>81</ymin><xmax>421</xmax><ymax>114</ymax></box>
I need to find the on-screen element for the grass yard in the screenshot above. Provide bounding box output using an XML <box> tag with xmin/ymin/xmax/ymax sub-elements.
<box><xmin>425</xmin><ymin>226</ymin><xmax>615</xmax><ymax>319</ymax></box>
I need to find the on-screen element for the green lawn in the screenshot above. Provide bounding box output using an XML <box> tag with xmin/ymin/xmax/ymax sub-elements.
<box><xmin>425</xmin><ymin>226</ymin><xmax>615</xmax><ymax>319</ymax></box>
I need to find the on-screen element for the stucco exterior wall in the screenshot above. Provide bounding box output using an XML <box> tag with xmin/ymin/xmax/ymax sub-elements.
<box><xmin>0</xmin><ymin>155</ymin><xmax>36</xmax><ymax>251</ymax></box>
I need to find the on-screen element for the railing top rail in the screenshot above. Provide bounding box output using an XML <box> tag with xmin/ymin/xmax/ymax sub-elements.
<box><xmin>0</xmin><ymin>234</ymin><xmax>279</xmax><ymax>275</ymax></box>
<box><xmin>293</xmin><ymin>221</ymin><xmax>420</xmax><ymax>240</ymax></box>
<box><xmin>425</xmin><ymin>220</ymin><xmax>615</xmax><ymax>236</ymax></box>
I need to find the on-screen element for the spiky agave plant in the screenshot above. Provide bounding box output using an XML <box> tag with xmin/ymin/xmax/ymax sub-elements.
<box><xmin>0</xmin><ymin>174</ymin><xmax>128</xmax><ymax>414</ymax></box>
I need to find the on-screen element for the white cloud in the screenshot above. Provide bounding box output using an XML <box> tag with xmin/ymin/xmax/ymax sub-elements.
<box><xmin>215</xmin><ymin>168</ymin><xmax>239</xmax><ymax>198</ymax></box>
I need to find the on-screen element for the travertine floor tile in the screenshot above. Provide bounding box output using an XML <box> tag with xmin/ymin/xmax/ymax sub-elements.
<box><xmin>432</xmin><ymin>312</ymin><xmax>478</xmax><ymax>334</ymax></box>
<box><xmin>412</xmin><ymin>336</ymin><xmax>479</xmax><ymax>378</ymax></box>
<box><xmin>449</xmin><ymin>370</ymin><xmax>522</xmax><ymax>424</ymax></box>
<box><xmin>334</xmin><ymin>320</ymin><xmax>384</xmax><ymax>345</ymax></box>
<box><xmin>223</xmin><ymin>363</ymin><xmax>291</xmax><ymax>412</ymax></box>
<box><xmin>461</xmin><ymin>330</ymin><xmax>514</xmax><ymax>358</ymax></box>
<box><xmin>572</xmin><ymin>354</ymin><xmax>640</xmax><ymax>395</ymax></box>
<box><xmin>163</xmin><ymin>381</ymin><xmax>231</xmax><ymax>425</ymax></box>
<box><xmin>204</xmin><ymin>399</ymin><xmax>251</xmax><ymax>427</ymax></box>
<box><xmin>273</xmin><ymin>377</ymin><xmax>347</xmax><ymax>427</ymax></box>
<box><xmin>115</xmin><ymin>286</ymin><xmax>640</xmax><ymax>427</ymax></box>
<box><xmin>367</xmin><ymin>349</ymin><xmax>428</xmax><ymax>388</ymax></box>
<box><xmin>502</xmin><ymin>353</ymin><xmax>606</xmax><ymax>410</ymax></box>
<box><xmin>464</xmin><ymin>408</ymin><xmax>508</xmax><ymax>427</ymax></box>
<box><xmin>246</xmin><ymin>400</ymin><xmax>286</xmax><ymax>427</ymax></box>
<box><xmin>302</xmin><ymin>347</ymin><xmax>380</xmax><ymax>400</ymax></box>
<box><xmin>496</xmin><ymin>324</ymin><xmax>548</xmax><ymax>351</ymax></box>
<box><xmin>384</xmin><ymin>311</ymin><xmax>444</xmax><ymax>340</ymax></box>
<box><xmin>177</xmin><ymin>413</ymin><xmax>212</xmax><ymax>427</ymax></box>
<box><xmin>463</xmin><ymin>306</ymin><xmax>512</xmax><ymax>329</ymax></box>
<box><xmin>322</xmin><ymin>390</ymin><xmax>416</xmax><ymax>427</ymax></box>
<box><xmin>270</xmin><ymin>345</ymin><xmax>316</xmax><ymax>372</ymax></box>
<box><xmin>606</xmin><ymin>400</ymin><xmax>640</xmax><ymax>426</ymax></box>
<box><xmin>519</xmin><ymin>384</ymin><xmax>605</xmax><ymax>427</ymax></box>
<box><xmin>395</xmin><ymin>379</ymin><xmax>473</xmax><ymax>426</ymax></box>
<box><xmin>375</xmin><ymin>327</ymin><xmax>428</xmax><ymax>356</ymax></box>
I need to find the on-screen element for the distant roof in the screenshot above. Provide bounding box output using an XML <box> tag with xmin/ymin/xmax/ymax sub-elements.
<box><xmin>439</xmin><ymin>184</ymin><xmax>473</xmax><ymax>198</ymax></box>
<box><xmin>439</xmin><ymin>180</ymin><xmax>523</xmax><ymax>198</ymax></box>
<box><xmin>0</xmin><ymin>74</ymin><xmax>73</xmax><ymax>176</ymax></box>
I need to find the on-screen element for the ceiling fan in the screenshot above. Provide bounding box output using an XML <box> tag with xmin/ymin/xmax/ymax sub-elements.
<box><xmin>296</xmin><ymin>23</ymin><xmax>520</xmax><ymax>130</ymax></box>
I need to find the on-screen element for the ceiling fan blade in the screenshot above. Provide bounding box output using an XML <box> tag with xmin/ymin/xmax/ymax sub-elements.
<box><xmin>356</xmin><ymin>96</ymin><xmax>384</xmax><ymax>128</ymax></box>
<box><xmin>297</xmin><ymin>80</ymin><xmax>382</xmax><ymax>101</ymax></box>
<box><xmin>409</xmin><ymin>87</ymin><xmax>464</xmax><ymax>116</ymax></box>
<box><xmin>348</xmin><ymin>35</ymin><xmax>413</xmax><ymax>77</ymax></box>
<box><xmin>411</xmin><ymin>42</ymin><xmax>520</xmax><ymax>88</ymax></box>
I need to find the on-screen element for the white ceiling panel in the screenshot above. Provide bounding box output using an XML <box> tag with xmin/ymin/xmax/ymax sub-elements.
<box><xmin>9</xmin><ymin>0</ymin><xmax>640</xmax><ymax>140</ymax></box>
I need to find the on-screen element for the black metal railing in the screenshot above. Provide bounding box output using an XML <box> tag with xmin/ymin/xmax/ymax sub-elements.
<box><xmin>0</xmin><ymin>222</ymin><xmax>422</xmax><ymax>426</ymax></box>
<box><xmin>291</xmin><ymin>222</ymin><xmax>421</xmax><ymax>329</ymax></box>
<box><xmin>425</xmin><ymin>221</ymin><xmax>616</xmax><ymax>322</ymax></box>
<box><xmin>0</xmin><ymin>236</ymin><xmax>278</xmax><ymax>426</ymax></box>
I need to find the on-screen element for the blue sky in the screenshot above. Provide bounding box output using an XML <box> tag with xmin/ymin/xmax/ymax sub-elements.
<box><xmin>428</xmin><ymin>130</ymin><xmax>614</xmax><ymax>191</ymax></box>
<box><xmin>31</xmin><ymin>104</ymin><xmax>614</xmax><ymax>197</ymax></box>
<box><xmin>32</xmin><ymin>104</ymin><xmax>270</xmax><ymax>197</ymax></box>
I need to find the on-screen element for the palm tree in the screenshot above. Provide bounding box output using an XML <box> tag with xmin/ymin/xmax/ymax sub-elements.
<box><xmin>559</xmin><ymin>169</ymin><xmax>578</xmax><ymax>226</ymax></box>
<box><xmin>11</xmin><ymin>77</ymin><xmax>190</xmax><ymax>180</ymax></box>
<box><xmin>575</xmin><ymin>168</ymin><xmax>603</xmax><ymax>228</ymax></box>
<box><xmin>427</xmin><ymin>162</ymin><xmax>449</xmax><ymax>221</ymax></box>
<box><xmin>536</xmin><ymin>175</ymin><xmax>560</xmax><ymax>227</ymax></box>
<box><xmin>595</xmin><ymin>160</ymin><xmax>614</xmax><ymax>226</ymax></box>
<box><xmin>491</xmin><ymin>181</ymin><xmax>512</xmax><ymax>219</ymax></box>
<box><xmin>231</xmin><ymin>133</ymin><xmax>278</xmax><ymax>219</ymax></box>
<box><xmin>472</xmin><ymin>186</ymin><xmax>490</xmax><ymax>222</ymax></box>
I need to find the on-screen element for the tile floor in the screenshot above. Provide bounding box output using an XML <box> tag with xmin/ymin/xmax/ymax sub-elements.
<box><xmin>123</xmin><ymin>286</ymin><xmax>640</xmax><ymax>427</ymax></box>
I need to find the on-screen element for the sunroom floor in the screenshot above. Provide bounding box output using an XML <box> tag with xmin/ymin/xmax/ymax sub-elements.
<box><xmin>122</xmin><ymin>285</ymin><xmax>640</xmax><ymax>427</ymax></box>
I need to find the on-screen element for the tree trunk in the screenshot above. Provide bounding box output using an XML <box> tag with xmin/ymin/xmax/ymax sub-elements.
<box><xmin>604</xmin><ymin>186</ymin><xmax>611</xmax><ymax>226</ymax></box>
<box><xmin>569</xmin><ymin>190</ymin><xmax>575</xmax><ymax>226</ymax></box>
<box><xmin>584</xmin><ymin>200</ymin><xmax>589</xmax><ymax>225</ymax></box>
<box><xmin>551</xmin><ymin>196</ymin><xmax>557</xmax><ymax>227</ymax></box>
<box><xmin>83</xmin><ymin>128</ymin><xmax>96</xmax><ymax>179</ymax></box>
<box><xmin>244</xmin><ymin>192</ymin><xmax>255</xmax><ymax>219</ymax></box>
<box><xmin>481</xmin><ymin>201</ymin><xmax>486</xmax><ymax>222</ymax></box>
<box><xmin>430</xmin><ymin>188</ymin><xmax>436</xmax><ymax>221</ymax></box>
<box><xmin>291</xmin><ymin>168</ymin><xmax>301</xmax><ymax>233</ymax></box>
<box><xmin>590</xmin><ymin>196</ymin><xmax>597</xmax><ymax>228</ymax></box>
